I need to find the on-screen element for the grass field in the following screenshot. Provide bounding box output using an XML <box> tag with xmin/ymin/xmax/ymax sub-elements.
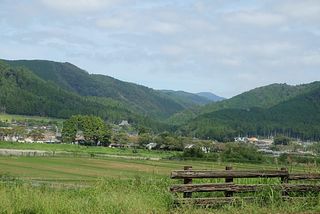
<box><xmin>1</xmin><ymin>154</ymin><xmax>320</xmax><ymax>213</ymax></box>
<box><xmin>0</xmin><ymin>113</ymin><xmax>64</xmax><ymax>123</ymax></box>
<box><xmin>0</xmin><ymin>141</ymin><xmax>180</xmax><ymax>159</ymax></box>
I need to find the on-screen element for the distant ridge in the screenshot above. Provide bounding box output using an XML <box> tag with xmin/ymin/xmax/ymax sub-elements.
<box><xmin>159</xmin><ymin>90</ymin><xmax>216</xmax><ymax>106</ymax></box>
<box><xmin>196</xmin><ymin>92</ymin><xmax>225</xmax><ymax>102</ymax></box>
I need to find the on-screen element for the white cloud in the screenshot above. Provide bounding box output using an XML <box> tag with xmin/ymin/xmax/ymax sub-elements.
<box><xmin>1</xmin><ymin>0</ymin><xmax>320</xmax><ymax>97</ymax></box>
<box><xmin>148</xmin><ymin>21</ymin><xmax>182</xmax><ymax>35</ymax></box>
<box><xmin>96</xmin><ymin>18</ymin><xmax>127</xmax><ymax>29</ymax></box>
<box><xmin>39</xmin><ymin>0</ymin><xmax>123</xmax><ymax>12</ymax></box>
<box><xmin>278</xmin><ymin>0</ymin><xmax>320</xmax><ymax>22</ymax></box>
<box><xmin>301</xmin><ymin>52</ymin><xmax>320</xmax><ymax>65</ymax></box>
<box><xmin>225</xmin><ymin>11</ymin><xmax>286</xmax><ymax>26</ymax></box>
<box><xmin>161</xmin><ymin>45</ymin><xmax>184</xmax><ymax>56</ymax></box>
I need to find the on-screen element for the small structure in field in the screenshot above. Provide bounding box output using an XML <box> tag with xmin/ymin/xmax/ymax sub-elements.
<box><xmin>119</xmin><ymin>120</ymin><xmax>130</xmax><ymax>126</ymax></box>
<box><xmin>145</xmin><ymin>142</ymin><xmax>157</xmax><ymax>150</ymax></box>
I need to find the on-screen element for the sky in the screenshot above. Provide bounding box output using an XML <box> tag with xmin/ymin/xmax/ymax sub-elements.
<box><xmin>0</xmin><ymin>0</ymin><xmax>320</xmax><ymax>98</ymax></box>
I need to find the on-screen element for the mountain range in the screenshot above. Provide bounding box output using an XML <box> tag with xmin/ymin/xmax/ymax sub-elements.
<box><xmin>0</xmin><ymin>59</ymin><xmax>220</xmax><ymax>128</ymax></box>
<box><xmin>0</xmin><ymin>59</ymin><xmax>319</xmax><ymax>141</ymax></box>
<box><xmin>177</xmin><ymin>82</ymin><xmax>320</xmax><ymax>141</ymax></box>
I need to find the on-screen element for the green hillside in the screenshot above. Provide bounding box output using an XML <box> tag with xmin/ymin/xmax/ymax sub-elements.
<box><xmin>0</xmin><ymin>61</ymin><xmax>174</xmax><ymax>132</ymax></box>
<box><xmin>169</xmin><ymin>82</ymin><xmax>320</xmax><ymax>125</ymax></box>
<box><xmin>0</xmin><ymin>61</ymin><xmax>131</xmax><ymax>119</ymax></box>
<box><xmin>3</xmin><ymin>59</ymin><xmax>204</xmax><ymax>119</ymax></box>
<box><xmin>182</xmin><ymin>84</ymin><xmax>320</xmax><ymax>141</ymax></box>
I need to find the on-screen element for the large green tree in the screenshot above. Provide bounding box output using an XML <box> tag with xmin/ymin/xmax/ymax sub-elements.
<box><xmin>62</xmin><ymin>115</ymin><xmax>111</xmax><ymax>145</ymax></box>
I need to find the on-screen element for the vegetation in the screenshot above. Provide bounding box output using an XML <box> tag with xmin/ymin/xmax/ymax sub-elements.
<box><xmin>0</xmin><ymin>155</ymin><xmax>320</xmax><ymax>213</ymax></box>
<box><xmin>0</xmin><ymin>61</ymin><xmax>174</xmax><ymax>132</ymax></box>
<box><xmin>62</xmin><ymin>115</ymin><xmax>111</xmax><ymax>145</ymax></box>
<box><xmin>274</xmin><ymin>135</ymin><xmax>291</xmax><ymax>145</ymax></box>
<box><xmin>3</xmin><ymin>59</ymin><xmax>211</xmax><ymax>120</ymax></box>
<box><xmin>0</xmin><ymin>141</ymin><xmax>180</xmax><ymax>158</ymax></box>
<box><xmin>170</xmin><ymin>82</ymin><xmax>320</xmax><ymax>125</ymax></box>
<box><xmin>0</xmin><ymin>61</ymin><xmax>134</xmax><ymax>121</ymax></box>
<box><xmin>180</xmin><ymin>84</ymin><xmax>320</xmax><ymax>141</ymax></box>
<box><xmin>181</xmin><ymin>147</ymin><xmax>205</xmax><ymax>158</ymax></box>
<box><xmin>1</xmin><ymin>59</ymin><xmax>320</xmax><ymax>142</ymax></box>
<box><xmin>160</xmin><ymin>90</ymin><xmax>214</xmax><ymax>107</ymax></box>
<box><xmin>220</xmin><ymin>143</ymin><xmax>266</xmax><ymax>163</ymax></box>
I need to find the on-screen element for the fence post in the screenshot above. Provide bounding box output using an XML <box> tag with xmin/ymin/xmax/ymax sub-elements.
<box><xmin>183</xmin><ymin>166</ymin><xmax>192</xmax><ymax>198</ymax></box>
<box><xmin>225</xmin><ymin>166</ymin><xmax>233</xmax><ymax>197</ymax></box>
<box><xmin>281</xmin><ymin>167</ymin><xmax>289</xmax><ymax>197</ymax></box>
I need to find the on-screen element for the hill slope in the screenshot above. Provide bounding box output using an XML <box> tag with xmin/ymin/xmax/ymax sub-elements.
<box><xmin>169</xmin><ymin>82</ymin><xmax>320</xmax><ymax>125</ymax></box>
<box><xmin>182</xmin><ymin>84</ymin><xmax>320</xmax><ymax>141</ymax></box>
<box><xmin>0</xmin><ymin>61</ymin><xmax>134</xmax><ymax>120</ymax></box>
<box><xmin>159</xmin><ymin>90</ymin><xmax>214</xmax><ymax>107</ymax></box>
<box><xmin>3</xmin><ymin>59</ymin><xmax>201</xmax><ymax>119</ymax></box>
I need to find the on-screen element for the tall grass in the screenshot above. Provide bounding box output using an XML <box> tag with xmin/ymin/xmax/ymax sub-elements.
<box><xmin>0</xmin><ymin>176</ymin><xmax>173</xmax><ymax>214</ymax></box>
<box><xmin>1</xmin><ymin>176</ymin><xmax>320</xmax><ymax>214</ymax></box>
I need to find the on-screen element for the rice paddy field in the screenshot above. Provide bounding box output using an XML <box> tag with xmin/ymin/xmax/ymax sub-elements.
<box><xmin>1</xmin><ymin>145</ymin><xmax>320</xmax><ymax>213</ymax></box>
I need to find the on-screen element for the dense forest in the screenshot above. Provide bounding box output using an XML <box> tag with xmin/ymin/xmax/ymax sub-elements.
<box><xmin>0</xmin><ymin>61</ymin><xmax>175</xmax><ymax>131</ymax></box>
<box><xmin>4</xmin><ymin>59</ymin><xmax>214</xmax><ymax>119</ymax></box>
<box><xmin>168</xmin><ymin>82</ymin><xmax>320</xmax><ymax>125</ymax></box>
<box><xmin>179</xmin><ymin>83</ymin><xmax>320</xmax><ymax>141</ymax></box>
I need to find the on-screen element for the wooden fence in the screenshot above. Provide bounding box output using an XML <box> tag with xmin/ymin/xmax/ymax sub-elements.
<box><xmin>170</xmin><ymin>166</ymin><xmax>320</xmax><ymax>206</ymax></box>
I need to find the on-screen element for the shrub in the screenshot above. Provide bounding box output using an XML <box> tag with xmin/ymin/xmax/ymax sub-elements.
<box><xmin>274</xmin><ymin>135</ymin><xmax>291</xmax><ymax>145</ymax></box>
<box><xmin>220</xmin><ymin>143</ymin><xmax>266</xmax><ymax>163</ymax></box>
<box><xmin>182</xmin><ymin>147</ymin><xmax>205</xmax><ymax>158</ymax></box>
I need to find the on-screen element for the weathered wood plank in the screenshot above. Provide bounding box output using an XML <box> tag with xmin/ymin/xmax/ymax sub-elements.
<box><xmin>175</xmin><ymin>197</ymin><xmax>254</xmax><ymax>206</ymax></box>
<box><xmin>171</xmin><ymin>170</ymin><xmax>288</xmax><ymax>179</ymax></box>
<box><xmin>225</xmin><ymin>166</ymin><xmax>233</xmax><ymax>197</ymax></box>
<box><xmin>170</xmin><ymin>183</ymin><xmax>258</xmax><ymax>193</ymax></box>
<box><xmin>282</xmin><ymin>184</ymin><xmax>320</xmax><ymax>193</ymax></box>
<box><xmin>170</xmin><ymin>183</ymin><xmax>320</xmax><ymax>193</ymax></box>
<box><xmin>289</xmin><ymin>173</ymin><xmax>320</xmax><ymax>180</ymax></box>
<box><xmin>183</xmin><ymin>166</ymin><xmax>193</xmax><ymax>198</ymax></box>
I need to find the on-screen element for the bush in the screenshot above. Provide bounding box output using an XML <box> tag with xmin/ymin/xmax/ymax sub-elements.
<box><xmin>278</xmin><ymin>153</ymin><xmax>318</xmax><ymax>165</ymax></box>
<box><xmin>274</xmin><ymin>135</ymin><xmax>291</xmax><ymax>145</ymax></box>
<box><xmin>182</xmin><ymin>147</ymin><xmax>205</xmax><ymax>158</ymax></box>
<box><xmin>221</xmin><ymin>143</ymin><xmax>266</xmax><ymax>163</ymax></box>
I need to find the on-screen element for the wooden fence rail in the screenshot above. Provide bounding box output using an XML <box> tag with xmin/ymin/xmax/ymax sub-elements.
<box><xmin>171</xmin><ymin>170</ymin><xmax>289</xmax><ymax>179</ymax></box>
<box><xmin>170</xmin><ymin>166</ymin><xmax>320</xmax><ymax>206</ymax></box>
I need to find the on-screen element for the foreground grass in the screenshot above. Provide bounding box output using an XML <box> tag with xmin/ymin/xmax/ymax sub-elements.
<box><xmin>1</xmin><ymin>156</ymin><xmax>320</xmax><ymax>213</ymax></box>
<box><xmin>1</xmin><ymin>177</ymin><xmax>320</xmax><ymax>214</ymax></box>
<box><xmin>0</xmin><ymin>177</ymin><xmax>172</xmax><ymax>214</ymax></box>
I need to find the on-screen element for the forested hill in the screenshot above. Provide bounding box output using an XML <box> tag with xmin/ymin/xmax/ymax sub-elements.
<box><xmin>159</xmin><ymin>90</ymin><xmax>214</xmax><ymax>106</ymax></box>
<box><xmin>0</xmin><ymin>61</ymin><xmax>178</xmax><ymax>130</ymax></box>
<box><xmin>0</xmin><ymin>61</ymin><xmax>132</xmax><ymax>120</ymax></box>
<box><xmin>168</xmin><ymin>82</ymin><xmax>320</xmax><ymax>125</ymax></box>
<box><xmin>181</xmin><ymin>83</ymin><xmax>320</xmax><ymax>141</ymax></box>
<box><xmin>3</xmin><ymin>59</ymin><xmax>215</xmax><ymax>119</ymax></box>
